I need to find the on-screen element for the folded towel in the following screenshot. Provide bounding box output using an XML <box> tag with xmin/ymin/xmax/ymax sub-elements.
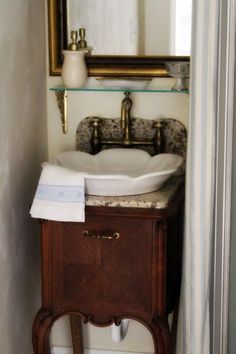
<box><xmin>30</xmin><ymin>163</ymin><xmax>85</xmax><ymax>222</ymax></box>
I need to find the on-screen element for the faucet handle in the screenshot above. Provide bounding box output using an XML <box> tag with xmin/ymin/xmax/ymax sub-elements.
<box><xmin>90</xmin><ymin>117</ymin><xmax>103</xmax><ymax>127</ymax></box>
<box><xmin>153</xmin><ymin>120</ymin><xmax>165</xmax><ymax>154</ymax></box>
<box><xmin>90</xmin><ymin>117</ymin><xmax>102</xmax><ymax>154</ymax></box>
<box><xmin>153</xmin><ymin>120</ymin><xmax>164</xmax><ymax>129</ymax></box>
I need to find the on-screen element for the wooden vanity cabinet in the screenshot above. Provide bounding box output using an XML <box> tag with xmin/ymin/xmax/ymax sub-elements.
<box><xmin>32</xmin><ymin>184</ymin><xmax>184</xmax><ymax>354</ymax></box>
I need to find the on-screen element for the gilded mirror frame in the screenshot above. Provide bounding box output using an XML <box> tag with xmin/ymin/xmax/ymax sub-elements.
<box><xmin>48</xmin><ymin>0</ymin><xmax>190</xmax><ymax>77</ymax></box>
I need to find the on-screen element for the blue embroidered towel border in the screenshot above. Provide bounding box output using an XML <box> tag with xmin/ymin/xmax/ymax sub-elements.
<box><xmin>30</xmin><ymin>164</ymin><xmax>85</xmax><ymax>222</ymax></box>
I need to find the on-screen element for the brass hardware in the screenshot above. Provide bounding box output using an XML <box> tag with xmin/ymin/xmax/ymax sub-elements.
<box><xmin>90</xmin><ymin>117</ymin><xmax>102</xmax><ymax>154</ymax></box>
<box><xmin>68</xmin><ymin>30</ymin><xmax>79</xmax><ymax>51</ymax></box>
<box><xmin>153</xmin><ymin>120</ymin><xmax>165</xmax><ymax>154</ymax></box>
<box><xmin>78</xmin><ymin>28</ymin><xmax>87</xmax><ymax>49</ymax></box>
<box><xmin>90</xmin><ymin>93</ymin><xmax>164</xmax><ymax>154</ymax></box>
<box><xmin>100</xmin><ymin>139</ymin><xmax>153</xmax><ymax>146</ymax></box>
<box><xmin>153</xmin><ymin>121</ymin><xmax>163</xmax><ymax>129</ymax></box>
<box><xmin>55</xmin><ymin>90</ymin><xmax>68</xmax><ymax>133</ymax></box>
<box><xmin>121</xmin><ymin>92</ymin><xmax>132</xmax><ymax>146</ymax></box>
<box><xmin>83</xmin><ymin>230</ymin><xmax>120</xmax><ymax>240</ymax></box>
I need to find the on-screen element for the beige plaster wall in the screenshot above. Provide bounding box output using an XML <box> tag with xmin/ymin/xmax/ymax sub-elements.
<box><xmin>0</xmin><ymin>1</ymin><xmax>47</xmax><ymax>353</ymax></box>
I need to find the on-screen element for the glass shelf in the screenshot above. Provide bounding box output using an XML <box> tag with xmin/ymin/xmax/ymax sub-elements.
<box><xmin>50</xmin><ymin>85</ymin><xmax>189</xmax><ymax>94</ymax></box>
<box><xmin>51</xmin><ymin>79</ymin><xmax>189</xmax><ymax>134</ymax></box>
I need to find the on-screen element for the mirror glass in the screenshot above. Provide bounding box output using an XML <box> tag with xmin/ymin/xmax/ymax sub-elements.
<box><xmin>67</xmin><ymin>0</ymin><xmax>192</xmax><ymax>56</ymax></box>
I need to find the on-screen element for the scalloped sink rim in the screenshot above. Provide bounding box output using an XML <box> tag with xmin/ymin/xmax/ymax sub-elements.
<box><xmin>51</xmin><ymin>149</ymin><xmax>184</xmax><ymax>196</ymax></box>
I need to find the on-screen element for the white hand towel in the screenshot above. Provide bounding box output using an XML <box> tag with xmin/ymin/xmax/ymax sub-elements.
<box><xmin>30</xmin><ymin>163</ymin><xmax>85</xmax><ymax>222</ymax></box>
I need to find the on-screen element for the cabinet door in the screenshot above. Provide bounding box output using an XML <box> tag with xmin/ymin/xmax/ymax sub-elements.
<box><xmin>50</xmin><ymin>215</ymin><xmax>160</xmax><ymax>319</ymax></box>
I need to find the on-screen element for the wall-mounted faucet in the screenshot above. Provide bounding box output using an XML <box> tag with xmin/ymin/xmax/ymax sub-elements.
<box><xmin>120</xmin><ymin>92</ymin><xmax>132</xmax><ymax>146</ymax></box>
<box><xmin>90</xmin><ymin>92</ymin><xmax>165</xmax><ymax>154</ymax></box>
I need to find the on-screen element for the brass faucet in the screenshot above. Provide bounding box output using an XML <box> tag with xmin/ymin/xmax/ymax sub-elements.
<box><xmin>90</xmin><ymin>92</ymin><xmax>165</xmax><ymax>154</ymax></box>
<box><xmin>120</xmin><ymin>92</ymin><xmax>132</xmax><ymax>145</ymax></box>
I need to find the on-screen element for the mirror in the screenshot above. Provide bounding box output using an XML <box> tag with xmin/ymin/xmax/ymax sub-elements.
<box><xmin>67</xmin><ymin>0</ymin><xmax>192</xmax><ymax>56</ymax></box>
<box><xmin>48</xmin><ymin>0</ymin><xmax>191</xmax><ymax>76</ymax></box>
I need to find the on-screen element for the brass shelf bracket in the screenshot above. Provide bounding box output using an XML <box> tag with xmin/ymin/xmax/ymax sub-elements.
<box><xmin>55</xmin><ymin>90</ymin><xmax>68</xmax><ymax>134</ymax></box>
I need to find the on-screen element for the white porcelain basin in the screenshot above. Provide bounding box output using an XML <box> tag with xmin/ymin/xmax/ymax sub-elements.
<box><xmin>51</xmin><ymin>149</ymin><xmax>184</xmax><ymax>196</ymax></box>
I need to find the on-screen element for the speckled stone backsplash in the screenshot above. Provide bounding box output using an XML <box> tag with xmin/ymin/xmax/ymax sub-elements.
<box><xmin>76</xmin><ymin>117</ymin><xmax>187</xmax><ymax>158</ymax></box>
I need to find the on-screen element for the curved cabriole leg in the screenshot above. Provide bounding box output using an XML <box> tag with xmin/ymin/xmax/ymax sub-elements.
<box><xmin>145</xmin><ymin>318</ymin><xmax>170</xmax><ymax>354</ymax></box>
<box><xmin>70</xmin><ymin>315</ymin><xmax>84</xmax><ymax>354</ymax></box>
<box><xmin>32</xmin><ymin>308</ymin><xmax>54</xmax><ymax>354</ymax></box>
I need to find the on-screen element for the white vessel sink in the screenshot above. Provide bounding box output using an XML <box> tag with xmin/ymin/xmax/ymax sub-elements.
<box><xmin>51</xmin><ymin>149</ymin><xmax>184</xmax><ymax>196</ymax></box>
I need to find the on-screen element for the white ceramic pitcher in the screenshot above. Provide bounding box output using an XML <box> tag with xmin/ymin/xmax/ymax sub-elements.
<box><xmin>62</xmin><ymin>49</ymin><xmax>87</xmax><ymax>88</ymax></box>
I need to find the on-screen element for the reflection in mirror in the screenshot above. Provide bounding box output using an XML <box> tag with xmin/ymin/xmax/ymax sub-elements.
<box><xmin>67</xmin><ymin>0</ymin><xmax>192</xmax><ymax>56</ymax></box>
<box><xmin>48</xmin><ymin>0</ymin><xmax>191</xmax><ymax>76</ymax></box>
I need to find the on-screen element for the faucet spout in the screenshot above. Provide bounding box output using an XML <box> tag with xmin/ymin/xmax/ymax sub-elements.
<box><xmin>90</xmin><ymin>93</ymin><xmax>164</xmax><ymax>155</ymax></box>
<box><xmin>120</xmin><ymin>91</ymin><xmax>132</xmax><ymax>145</ymax></box>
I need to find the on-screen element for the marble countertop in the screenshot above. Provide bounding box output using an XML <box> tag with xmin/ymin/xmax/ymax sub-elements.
<box><xmin>85</xmin><ymin>176</ymin><xmax>184</xmax><ymax>209</ymax></box>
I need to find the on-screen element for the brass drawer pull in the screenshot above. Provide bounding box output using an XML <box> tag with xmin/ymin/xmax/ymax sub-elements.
<box><xmin>83</xmin><ymin>230</ymin><xmax>120</xmax><ymax>240</ymax></box>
